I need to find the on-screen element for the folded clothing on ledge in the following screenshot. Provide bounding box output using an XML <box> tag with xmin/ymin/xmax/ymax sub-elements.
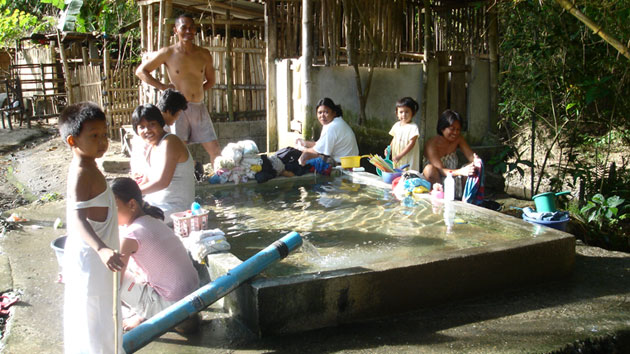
<box><xmin>183</xmin><ymin>229</ymin><xmax>231</xmax><ymax>263</ymax></box>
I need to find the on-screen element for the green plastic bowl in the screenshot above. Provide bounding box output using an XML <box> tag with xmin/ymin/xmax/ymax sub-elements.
<box><xmin>532</xmin><ymin>191</ymin><xmax>570</xmax><ymax>213</ymax></box>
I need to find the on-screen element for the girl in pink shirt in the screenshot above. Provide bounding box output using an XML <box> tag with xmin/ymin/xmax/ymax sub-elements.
<box><xmin>112</xmin><ymin>177</ymin><xmax>199</xmax><ymax>331</ymax></box>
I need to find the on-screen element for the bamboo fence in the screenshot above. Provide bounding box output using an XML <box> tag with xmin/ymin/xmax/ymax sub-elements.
<box><xmin>270</xmin><ymin>0</ymin><xmax>491</xmax><ymax>65</ymax></box>
<box><xmin>71</xmin><ymin>64</ymin><xmax>139</xmax><ymax>137</ymax></box>
<box><xmin>139</xmin><ymin>34</ymin><xmax>266</xmax><ymax>123</ymax></box>
<box><xmin>432</xmin><ymin>0</ymin><xmax>490</xmax><ymax>56</ymax></box>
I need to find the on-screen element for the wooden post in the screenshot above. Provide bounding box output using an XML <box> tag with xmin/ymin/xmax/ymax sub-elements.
<box><xmin>530</xmin><ymin>110</ymin><xmax>535</xmax><ymax>199</ymax></box>
<box><xmin>265</xmin><ymin>0</ymin><xmax>278</xmax><ymax>152</ymax></box>
<box><xmin>322</xmin><ymin>0</ymin><xmax>329</xmax><ymax>66</ymax></box>
<box><xmin>56</xmin><ymin>30</ymin><xmax>74</xmax><ymax>105</ymax></box>
<box><xmin>158</xmin><ymin>0</ymin><xmax>165</xmax><ymax>49</ymax></box>
<box><xmin>148</xmin><ymin>4</ymin><xmax>154</xmax><ymax>52</ymax></box>
<box><xmin>81</xmin><ymin>47</ymin><xmax>89</xmax><ymax>66</ymax></box>
<box><xmin>140</xmin><ymin>4</ymin><xmax>147</xmax><ymax>51</ymax></box>
<box><xmin>421</xmin><ymin>0</ymin><xmax>432</xmax><ymax>165</ymax></box>
<box><xmin>161</xmin><ymin>0</ymin><xmax>173</xmax><ymax>85</ymax></box>
<box><xmin>226</xmin><ymin>11</ymin><xmax>234</xmax><ymax>121</ymax></box>
<box><xmin>164</xmin><ymin>0</ymin><xmax>173</xmax><ymax>46</ymax></box>
<box><xmin>302</xmin><ymin>0</ymin><xmax>313</xmax><ymax>139</ymax></box>
<box><xmin>423</xmin><ymin>0</ymin><xmax>431</xmax><ymax>59</ymax></box>
<box><xmin>488</xmin><ymin>2</ymin><xmax>499</xmax><ymax>133</ymax></box>
<box><xmin>104</xmin><ymin>47</ymin><xmax>111</xmax><ymax>128</ymax></box>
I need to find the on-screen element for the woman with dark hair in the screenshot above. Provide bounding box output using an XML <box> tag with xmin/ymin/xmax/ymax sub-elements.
<box><xmin>295</xmin><ymin>97</ymin><xmax>359</xmax><ymax>165</ymax></box>
<box><xmin>132</xmin><ymin>104</ymin><xmax>194</xmax><ymax>223</ymax></box>
<box><xmin>112</xmin><ymin>177</ymin><xmax>199</xmax><ymax>331</ymax></box>
<box><xmin>422</xmin><ymin>109</ymin><xmax>477</xmax><ymax>184</ymax></box>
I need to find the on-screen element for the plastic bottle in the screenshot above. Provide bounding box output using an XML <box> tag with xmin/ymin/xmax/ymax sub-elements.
<box><xmin>444</xmin><ymin>172</ymin><xmax>455</xmax><ymax>201</ymax></box>
<box><xmin>191</xmin><ymin>202</ymin><xmax>202</xmax><ymax>215</ymax></box>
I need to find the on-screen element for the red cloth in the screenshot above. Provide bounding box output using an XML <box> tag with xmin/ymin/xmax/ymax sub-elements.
<box><xmin>391</xmin><ymin>176</ymin><xmax>402</xmax><ymax>190</ymax></box>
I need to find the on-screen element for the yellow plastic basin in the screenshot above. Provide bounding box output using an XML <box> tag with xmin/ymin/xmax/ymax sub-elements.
<box><xmin>340</xmin><ymin>155</ymin><xmax>371</xmax><ymax>169</ymax></box>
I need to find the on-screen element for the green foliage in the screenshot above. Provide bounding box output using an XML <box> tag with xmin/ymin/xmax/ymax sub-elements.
<box><xmin>569</xmin><ymin>193</ymin><xmax>629</xmax><ymax>252</ymax></box>
<box><xmin>498</xmin><ymin>0</ymin><xmax>630</xmax><ymax>202</ymax></box>
<box><xmin>0</xmin><ymin>0</ymin><xmax>61</xmax><ymax>46</ymax></box>
<box><xmin>578</xmin><ymin>194</ymin><xmax>627</xmax><ymax>230</ymax></box>
<box><xmin>58</xmin><ymin>0</ymin><xmax>82</xmax><ymax>32</ymax></box>
<box><xmin>487</xmin><ymin>145</ymin><xmax>533</xmax><ymax>177</ymax></box>
<box><xmin>38</xmin><ymin>192</ymin><xmax>62</xmax><ymax>203</ymax></box>
<box><xmin>41</xmin><ymin>0</ymin><xmax>64</xmax><ymax>9</ymax></box>
<box><xmin>0</xmin><ymin>8</ymin><xmax>38</xmax><ymax>45</ymax></box>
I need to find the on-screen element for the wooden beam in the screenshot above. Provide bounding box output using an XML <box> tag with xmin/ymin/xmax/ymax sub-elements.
<box><xmin>192</xmin><ymin>1</ymin><xmax>263</xmax><ymax>19</ymax></box>
<box><xmin>438</xmin><ymin>64</ymin><xmax>471</xmax><ymax>73</ymax></box>
<box><xmin>164</xmin><ymin>18</ymin><xmax>264</xmax><ymax>27</ymax></box>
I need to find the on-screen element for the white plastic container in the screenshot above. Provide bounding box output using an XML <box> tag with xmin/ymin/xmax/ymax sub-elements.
<box><xmin>444</xmin><ymin>172</ymin><xmax>455</xmax><ymax>201</ymax></box>
<box><xmin>443</xmin><ymin>202</ymin><xmax>455</xmax><ymax>234</ymax></box>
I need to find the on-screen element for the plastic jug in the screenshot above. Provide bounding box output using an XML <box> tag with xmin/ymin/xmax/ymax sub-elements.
<box><xmin>191</xmin><ymin>202</ymin><xmax>202</xmax><ymax>215</ymax></box>
<box><xmin>444</xmin><ymin>172</ymin><xmax>455</xmax><ymax>201</ymax></box>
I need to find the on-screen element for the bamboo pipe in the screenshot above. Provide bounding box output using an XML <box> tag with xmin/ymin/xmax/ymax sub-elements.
<box><xmin>554</xmin><ymin>0</ymin><xmax>630</xmax><ymax>60</ymax></box>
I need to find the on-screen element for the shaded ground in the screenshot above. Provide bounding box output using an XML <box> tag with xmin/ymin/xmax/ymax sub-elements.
<box><xmin>1</xmin><ymin>124</ymin><xmax>630</xmax><ymax>353</ymax></box>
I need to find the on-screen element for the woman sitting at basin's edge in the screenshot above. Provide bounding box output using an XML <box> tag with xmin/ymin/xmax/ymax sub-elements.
<box><xmin>423</xmin><ymin>109</ymin><xmax>478</xmax><ymax>185</ymax></box>
<box><xmin>132</xmin><ymin>104</ymin><xmax>194</xmax><ymax>224</ymax></box>
<box><xmin>295</xmin><ymin>97</ymin><xmax>359</xmax><ymax>166</ymax></box>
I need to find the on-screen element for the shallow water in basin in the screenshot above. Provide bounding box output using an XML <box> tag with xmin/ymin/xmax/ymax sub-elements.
<box><xmin>200</xmin><ymin>176</ymin><xmax>536</xmax><ymax>277</ymax></box>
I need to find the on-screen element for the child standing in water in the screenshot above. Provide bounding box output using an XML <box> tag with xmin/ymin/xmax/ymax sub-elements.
<box><xmin>59</xmin><ymin>102</ymin><xmax>124</xmax><ymax>353</ymax></box>
<box><xmin>386</xmin><ymin>97</ymin><xmax>421</xmax><ymax>172</ymax></box>
<box><xmin>111</xmin><ymin>177</ymin><xmax>199</xmax><ymax>332</ymax></box>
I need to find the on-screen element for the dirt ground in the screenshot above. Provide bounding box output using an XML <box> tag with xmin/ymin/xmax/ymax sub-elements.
<box><xmin>0</xmin><ymin>122</ymin><xmax>128</xmax><ymax>212</ymax></box>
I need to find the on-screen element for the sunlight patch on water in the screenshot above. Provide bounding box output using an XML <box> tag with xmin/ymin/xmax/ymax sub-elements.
<box><xmin>202</xmin><ymin>177</ymin><xmax>533</xmax><ymax>276</ymax></box>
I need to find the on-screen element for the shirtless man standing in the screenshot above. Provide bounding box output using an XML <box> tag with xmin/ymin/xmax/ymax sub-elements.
<box><xmin>135</xmin><ymin>13</ymin><xmax>220</xmax><ymax>164</ymax></box>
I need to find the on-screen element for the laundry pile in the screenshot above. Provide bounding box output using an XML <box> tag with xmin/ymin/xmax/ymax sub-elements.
<box><xmin>209</xmin><ymin>140</ymin><xmax>262</xmax><ymax>184</ymax></box>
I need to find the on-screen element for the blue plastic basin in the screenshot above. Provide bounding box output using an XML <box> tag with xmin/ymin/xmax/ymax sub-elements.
<box><xmin>522</xmin><ymin>215</ymin><xmax>569</xmax><ymax>232</ymax></box>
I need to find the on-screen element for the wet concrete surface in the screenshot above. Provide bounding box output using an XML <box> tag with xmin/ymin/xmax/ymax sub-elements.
<box><xmin>2</xmin><ymin>127</ymin><xmax>630</xmax><ymax>353</ymax></box>
<box><xmin>2</xmin><ymin>201</ymin><xmax>630</xmax><ymax>353</ymax></box>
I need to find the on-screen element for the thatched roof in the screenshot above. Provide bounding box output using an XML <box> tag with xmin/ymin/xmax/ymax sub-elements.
<box><xmin>137</xmin><ymin>0</ymin><xmax>264</xmax><ymax>20</ymax></box>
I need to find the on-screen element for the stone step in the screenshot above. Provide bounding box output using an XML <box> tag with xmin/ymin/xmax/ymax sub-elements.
<box><xmin>98</xmin><ymin>154</ymin><xmax>130</xmax><ymax>173</ymax></box>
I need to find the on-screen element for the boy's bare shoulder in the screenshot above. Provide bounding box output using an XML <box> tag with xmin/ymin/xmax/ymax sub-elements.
<box><xmin>70</xmin><ymin>161</ymin><xmax>106</xmax><ymax>201</ymax></box>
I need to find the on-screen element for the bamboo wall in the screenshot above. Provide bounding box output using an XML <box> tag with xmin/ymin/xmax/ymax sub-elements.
<box><xmin>433</xmin><ymin>0</ymin><xmax>490</xmax><ymax>55</ymax></box>
<box><xmin>202</xmin><ymin>36</ymin><xmax>266</xmax><ymax>122</ymax></box>
<box><xmin>139</xmin><ymin>35</ymin><xmax>266</xmax><ymax>123</ymax></box>
<box><xmin>271</xmin><ymin>0</ymin><xmax>491</xmax><ymax>66</ymax></box>
<box><xmin>70</xmin><ymin>65</ymin><xmax>103</xmax><ymax>108</ymax></box>
<box><xmin>105</xmin><ymin>66</ymin><xmax>139</xmax><ymax>133</ymax></box>
<box><xmin>71</xmin><ymin>64</ymin><xmax>139</xmax><ymax>137</ymax></box>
